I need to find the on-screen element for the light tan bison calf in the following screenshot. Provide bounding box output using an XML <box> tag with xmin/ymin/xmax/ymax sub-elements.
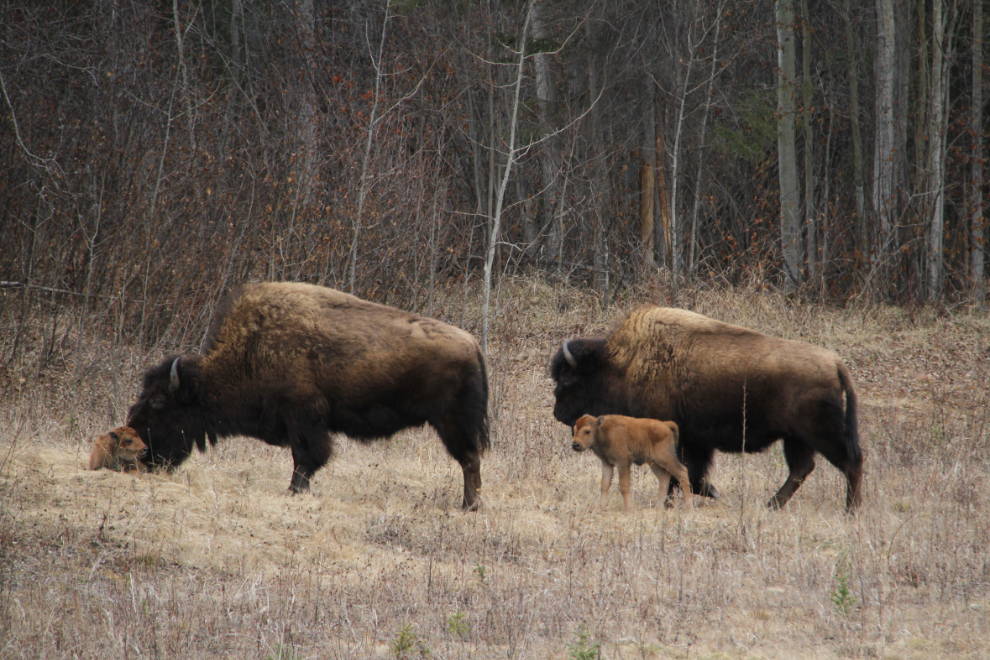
<box><xmin>89</xmin><ymin>426</ymin><xmax>148</xmax><ymax>475</ymax></box>
<box><xmin>571</xmin><ymin>414</ymin><xmax>692</xmax><ymax>513</ymax></box>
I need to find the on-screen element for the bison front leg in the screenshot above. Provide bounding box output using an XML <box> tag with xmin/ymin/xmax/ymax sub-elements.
<box><xmin>288</xmin><ymin>429</ymin><xmax>333</xmax><ymax>495</ymax></box>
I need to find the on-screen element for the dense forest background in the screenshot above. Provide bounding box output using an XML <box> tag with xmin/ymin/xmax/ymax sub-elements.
<box><xmin>1</xmin><ymin>0</ymin><xmax>987</xmax><ymax>354</ymax></box>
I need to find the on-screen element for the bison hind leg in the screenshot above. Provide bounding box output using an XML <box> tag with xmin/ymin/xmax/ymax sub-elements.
<box><xmin>458</xmin><ymin>452</ymin><xmax>483</xmax><ymax>511</ymax></box>
<box><xmin>767</xmin><ymin>437</ymin><xmax>816</xmax><ymax>509</ymax></box>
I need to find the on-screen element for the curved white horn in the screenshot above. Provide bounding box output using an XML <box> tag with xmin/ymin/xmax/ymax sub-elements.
<box><xmin>562</xmin><ymin>340</ymin><xmax>577</xmax><ymax>368</ymax></box>
<box><xmin>169</xmin><ymin>357</ymin><xmax>181</xmax><ymax>392</ymax></box>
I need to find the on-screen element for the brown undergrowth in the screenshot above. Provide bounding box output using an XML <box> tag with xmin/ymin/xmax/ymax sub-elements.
<box><xmin>2</xmin><ymin>278</ymin><xmax>989</xmax><ymax>659</ymax></box>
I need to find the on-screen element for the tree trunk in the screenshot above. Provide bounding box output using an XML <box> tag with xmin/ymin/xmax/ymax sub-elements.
<box><xmin>927</xmin><ymin>0</ymin><xmax>949</xmax><ymax>299</ymax></box>
<box><xmin>872</xmin><ymin>0</ymin><xmax>896</xmax><ymax>290</ymax></box>
<box><xmin>533</xmin><ymin>2</ymin><xmax>559</xmax><ymax>265</ymax></box>
<box><xmin>689</xmin><ymin>8</ymin><xmax>721</xmax><ymax>276</ymax></box>
<box><xmin>656</xmin><ymin>130</ymin><xmax>672</xmax><ymax>271</ymax></box>
<box><xmin>294</xmin><ymin>0</ymin><xmax>317</xmax><ymax>208</ymax></box>
<box><xmin>669</xmin><ymin>13</ymin><xmax>696</xmax><ymax>278</ymax></box>
<box><xmin>348</xmin><ymin>1</ymin><xmax>390</xmax><ymax>293</ymax></box>
<box><xmin>640</xmin><ymin>159</ymin><xmax>655</xmax><ymax>264</ymax></box>
<box><xmin>972</xmin><ymin>0</ymin><xmax>985</xmax><ymax>302</ymax></box>
<box><xmin>844</xmin><ymin>0</ymin><xmax>866</xmax><ymax>256</ymax></box>
<box><xmin>777</xmin><ymin>0</ymin><xmax>801</xmax><ymax>290</ymax></box>
<box><xmin>801</xmin><ymin>0</ymin><xmax>815</xmax><ymax>281</ymax></box>
<box><xmin>481</xmin><ymin>1</ymin><xmax>532</xmax><ymax>354</ymax></box>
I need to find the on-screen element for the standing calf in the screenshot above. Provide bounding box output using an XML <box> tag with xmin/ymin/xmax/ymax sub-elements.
<box><xmin>571</xmin><ymin>414</ymin><xmax>692</xmax><ymax>513</ymax></box>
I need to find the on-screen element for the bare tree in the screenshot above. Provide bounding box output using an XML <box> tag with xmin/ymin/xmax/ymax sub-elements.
<box><xmin>777</xmin><ymin>0</ymin><xmax>801</xmax><ymax>290</ymax></box>
<box><xmin>972</xmin><ymin>0</ymin><xmax>985</xmax><ymax>303</ymax></box>
<box><xmin>872</xmin><ymin>0</ymin><xmax>896</xmax><ymax>289</ymax></box>
<box><xmin>481</xmin><ymin>1</ymin><xmax>533</xmax><ymax>354</ymax></box>
<box><xmin>801</xmin><ymin>0</ymin><xmax>815</xmax><ymax>282</ymax></box>
<box><xmin>926</xmin><ymin>0</ymin><xmax>954</xmax><ymax>299</ymax></box>
<box><xmin>348</xmin><ymin>1</ymin><xmax>391</xmax><ymax>293</ymax></box>
<box><xmin>844</xmin><ymin>0</ymin><xmax>867</xmax><ymax>255</ymax></box>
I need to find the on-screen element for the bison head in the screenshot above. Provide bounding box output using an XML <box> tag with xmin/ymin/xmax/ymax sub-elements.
<box><xmin>550</xmin><ymin>338</ymin><xmax>610</xmax><ymax>426</ymax></box>
<box><xmin>570</xmin><ymin>414</ymin><xmax>600</xmax><ymax>452</ymax></box>
<box><xmin>126</xmin><ymin>354</ymin><xmax>215</xmax><ymax>471</ymax></box>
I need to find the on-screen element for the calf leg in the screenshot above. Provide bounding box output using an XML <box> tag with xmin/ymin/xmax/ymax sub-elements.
<box><xmin>768</xmin><ymin>437</ymin><xmax>815</xmax><ymax>509</ymax></box>
<box><xmin>648</xmin><ymin>464</ymin><xmax>672</xmax><ymax>508</ymax></box>
<box><xmin>618</xmin><ymin>463</ymin><xmax>634</xmax><ymax>514</ymax></box>
<box><xmin>652</xmin><ymin>461</ymin><xmax>692</xmax><ymax>510</ymax></box>
<box><xmin>599</xmin><ymin>463</ymin><xmax>615</xmax><ymax>509</ymax></box>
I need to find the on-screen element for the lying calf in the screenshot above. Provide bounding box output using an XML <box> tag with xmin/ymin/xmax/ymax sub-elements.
<box><xmin>89</xmin><ymin>426</ymin><xmax>148</xmax><ymax>475</ymax></box>
<box><xmin>571</xmin><ymin>414</ymin><xmax>692</xmax><ymax>513</ymax></box>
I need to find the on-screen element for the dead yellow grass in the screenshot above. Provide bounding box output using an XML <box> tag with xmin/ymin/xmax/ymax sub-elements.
<box><xmin>2</xmin><ymin>279</ymin><xmax>989</xmax><ymax>659</ymax></box>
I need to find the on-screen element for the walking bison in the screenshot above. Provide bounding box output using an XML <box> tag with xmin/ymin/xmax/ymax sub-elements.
<box><xmin>127</xmin><ymin>282</ymin><xmax>489</xmax><ymax>510</ymax></box>
<box><xmin>571</xmin><ymin>414</ymin><xmax>692</xmax><ymax>513</ymax></box>
<box><xmin>551</xmin><ymin>306</ymin><xmax>863</xmax><ymax>511</ymax></box>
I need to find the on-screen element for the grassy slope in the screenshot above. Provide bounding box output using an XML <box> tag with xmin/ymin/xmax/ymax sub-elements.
<box><xmin>2</xmin><ymin>280</ymin><xmax>989</xmax><ymax>659</ymax></box>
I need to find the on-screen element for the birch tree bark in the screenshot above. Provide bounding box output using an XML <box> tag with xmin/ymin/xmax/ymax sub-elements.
<box><xmin>776</xmin><ymin>0</ymin><xmax>801</xmax><ymax>290</ymax></box>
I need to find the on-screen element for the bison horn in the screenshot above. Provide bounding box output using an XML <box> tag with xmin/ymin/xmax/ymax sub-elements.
<box><xmin>169</xmin><ymin>357</ymin><xmax>181</xmax><ymax>392</ymax></box>
<box><xmin>562</xmin><ymin>340</ymin><xmax>577</xmax><ymax>369</ymax></box>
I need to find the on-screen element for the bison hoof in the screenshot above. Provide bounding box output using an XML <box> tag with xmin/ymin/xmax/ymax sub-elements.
<box><xmin>462</xmin><ymin>498</ymin><xmax>481</xmax><ymax>512</ymax></box>
<box><xmin>697</xmin><ymin>481</ymin><xmax>720</xmax><ymax>500</ymax></box>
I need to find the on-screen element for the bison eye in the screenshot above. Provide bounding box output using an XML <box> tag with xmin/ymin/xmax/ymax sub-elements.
<box><xmin>150</xmin><ymin>395</ymin><xmax>166</xmax><ymax>410</ymax></box>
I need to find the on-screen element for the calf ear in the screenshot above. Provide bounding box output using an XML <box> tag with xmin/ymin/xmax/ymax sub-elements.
<box><xmin>109</xmin><ymin>431</ymin><xmax>120</xmax><ymax>442</ymax></box>
<box><xmin>596</xmin><ymin>415</ymin><xmax>605</xmax><ymax>428</ymax></box>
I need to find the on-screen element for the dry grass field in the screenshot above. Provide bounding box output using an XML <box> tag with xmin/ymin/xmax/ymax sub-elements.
<box><xmin>2</xmin><ymin>280</ymin><xmax>989</xmax><ymax>659</ymax></box>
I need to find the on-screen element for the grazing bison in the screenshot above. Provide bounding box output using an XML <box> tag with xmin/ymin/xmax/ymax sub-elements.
<box><xmin>126</xmin><ymin>282</ymin><xmax>489</xmax><ymax>510</ymax></box>
<box><xmin>89</xmin><ymin>426</ymin><xmax>148</xmax><ymax>475</ymax></box>
<box><xmin>551</xmin><ymin>306</ymin><xmax>863</xmax><ymax>511</ymax></box>
<box><xmin>571</xmin><ymin>414</ymin><xmax>692</xmax><ymax>513</ymax></box>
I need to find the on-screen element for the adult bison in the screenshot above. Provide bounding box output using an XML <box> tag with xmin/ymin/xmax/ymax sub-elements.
<box><xmin>127</xmin><ymin>282</ymin><xmax>489</xmax><ymax>510</ymax></box>
<box><xmin>550</xmin><ymin>306</ymin><xmax>863</xmax><ymax>511</ymax></box>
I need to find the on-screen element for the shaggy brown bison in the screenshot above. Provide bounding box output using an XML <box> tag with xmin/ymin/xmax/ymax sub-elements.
<box><xmin>571</xmin><ymin>414</ymin><xmax>692</xmax><ymax>513</ymax></box>
<box><xmin>551</xmin><ymin>306</ymin><xmax>863</xmax><ymax>511</ymax></box>
<box><xmin>89</xmin><ymin>426</ymin><xmax>148</xmax><ymax>475</ymax></box>
<box><xmin>127</xmin><ymin>282</ymin><xmax>489</xmax><ymax>510</ymax></box>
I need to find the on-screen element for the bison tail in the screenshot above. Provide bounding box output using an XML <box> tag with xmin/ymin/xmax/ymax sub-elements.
<box><xmin>471</xmin><ymin>348</ymin><xmax>491</xmax><ymax>453</ymax></box>
<box><xmin>837</xmin><ymin>362</ymin><xmax>862</xmax><ymax>465</ymax></box>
